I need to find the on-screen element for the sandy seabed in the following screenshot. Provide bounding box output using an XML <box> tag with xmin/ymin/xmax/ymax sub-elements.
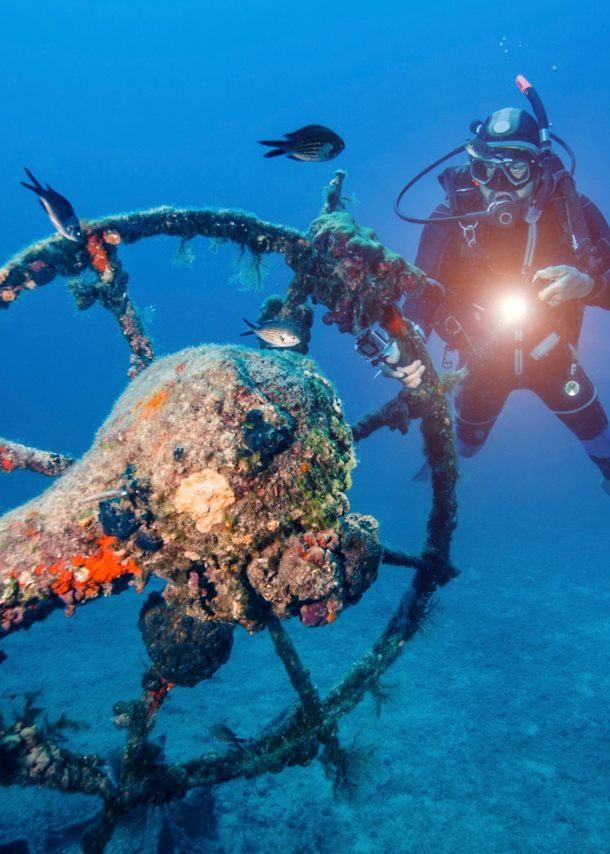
<box><xmin>2</xmin><ymin>469</ymin><xmax>610</xmax><ymax>854</ymax></box>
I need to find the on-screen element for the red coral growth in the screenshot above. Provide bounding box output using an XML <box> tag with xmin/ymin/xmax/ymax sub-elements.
<box><xmin>317</xmin><ymin>531</ymin><xmax>339</xmax><ymax>549</ymax></box>
<box><xmin>300</xmin><ymin>530</ymin><xmax>339</xmax><ymax>561</ymax></box>
<box><xmin>146</xmin><ymin>677</ymin><xmax>175</xmax><ymax>715</ymax></box>
<box><xmin>27</xmin><ymin>260</ymin><xmax>48</xmax><ymax>272</ymax></box>
<box><xmin>48</xmin><ymin>536</ymin><xmax>141</xmax><ymax>601</ymax></box>
<box><xmin>322</xmin><ymin>297</ymin><xmax>354</xmax><ymax>333</ymax></box>
<box><xmin>303</xmin><ymin>546</ymin><xmax>325</xmax><ymax>567</ymax></box>
<box><xmin>48</xmin><ymin>560</ymin><xmax>71</xmax><ymax>596</ymax></box>
<box><xmin>0</xmin><ymin>447</ymin><xmax>15</xmax><ymax>472</ymax></box>
<box><xmin>86</xmin><ymin>233</ymin><xmax>112</xmax><ymax>276</ymax></box>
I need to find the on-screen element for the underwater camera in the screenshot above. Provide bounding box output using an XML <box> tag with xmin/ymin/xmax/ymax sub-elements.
<box><xmin>354</xmin><ymin>326</ymin><xmax>394</xmax><ymax>366</ymax></box>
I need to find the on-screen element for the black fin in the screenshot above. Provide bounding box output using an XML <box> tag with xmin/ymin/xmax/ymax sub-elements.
<box><xmin>23</xmin><ymin>168</ymin><xmax>43</xmax><ymax>191</ymax></box>
<box><xmin>285</xmin><ymin>125</ymin><xmax>328</xmax><ymax>137</ymax></box>
<box><xmin>21</xmin><ymin>182</ymin><xmax>40</xmax><ymax>194</ymax></box>
<box><xmin>258</xmin><ymin>139</ymin><xmax>286</xmax><ymax>147</ymax></box>
<box><xmin>410</xmin><ymin>460</ymin><xmax>432</xmax><ymax>483</ymax></box>
<box><xmin>263</xmin><ymin>149</ymin><xmax>285</xmax><ymax>158</ymax></box>
<box><xmin>243</xmin><ymin>318</ymin><xmax>256</xmax><ymax>329</ymax></box>
<box><xmin>239</xmin><ymin>330</ymin><xmax>254</xmax><ymax>336</ymax></box>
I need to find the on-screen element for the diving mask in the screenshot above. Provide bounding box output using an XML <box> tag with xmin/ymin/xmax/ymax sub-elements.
<box><xmin>470</xmin><ymin>155</ymin><xmax>534</xmax><ymax>188</ymax></box>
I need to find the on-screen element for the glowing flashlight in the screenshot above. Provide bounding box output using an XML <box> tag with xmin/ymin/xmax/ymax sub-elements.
<box><xmin>502</xmin><ymin>297</ymin><xmax>527</xmax><ymax>321</ymax></box>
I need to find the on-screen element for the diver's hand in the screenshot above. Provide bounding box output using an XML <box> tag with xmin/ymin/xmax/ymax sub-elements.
<box><xmin>380</xmin><ymin>342</ymin><xmax>425</xmax><ymax>388</ymax></box>
<box><xmin>534</xmin><ymin>265</ymin><xmax>594</xmax><ymax>306</ymax></box>
<box><xmin>380</xmin><ymin>360</ymin><xmax>425</xmax><ymax>387</ymax></box>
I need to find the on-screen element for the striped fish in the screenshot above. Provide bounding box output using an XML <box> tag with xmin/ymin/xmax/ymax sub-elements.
<box><xmin>258</xmin><ymin>125</ymin><xmax>345</xmax><ymax>162</ymax></box>
<box><xmin>240</xmin><ymin>318</ymin><xmax>301</xmax><ymax>348</ymax></box>
<box><xmin>21</xmin><ymin>168</ymin><xmax>83</xmax><ymax>241</ymax></box>
<box><xmin>208</xmin><ymin>723</ymin><xmax>246</xmax><ymax>752</ymax></box>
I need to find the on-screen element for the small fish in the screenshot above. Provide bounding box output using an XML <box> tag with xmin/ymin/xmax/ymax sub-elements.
<box><xmin>21</xmin><ymin>168</ymin><xmax>83</xmax><ymax>241</ymax></box>
<box><xmin>208</xmin><ymin>723</ymin><xmax>247</xmax><ymax>752</ymax></box>
<box><xmin>258</xmin><ymin>125</ymin><xmax>345</xmax><ymax>162</ymax></box>
<box><xmin>465</xmin><ymin>138</ymin><xmax>495</xmax><ymax>161</ymax></box>
<box><xmin>77</xmin><ymin>488</ymin><xmax>128</xmax><ymax>506</ymax></box>
<box><xmin>101</xmin><ymin>747</ymin><xmax>121</xmax><ymax>789</ymax></box>
<box><xmin>240</xmin><ymin>318</ymin><xmax>301</xmax><ymax>348</ymax></box>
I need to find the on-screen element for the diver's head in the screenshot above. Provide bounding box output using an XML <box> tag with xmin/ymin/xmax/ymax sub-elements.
<box><xmin>468</xmin><ymin>108</ymin><xmax>541</xmax><ymax>226</ymax></box>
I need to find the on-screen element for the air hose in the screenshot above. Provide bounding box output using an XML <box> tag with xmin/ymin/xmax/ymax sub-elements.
<box><xmin>551</xmin><ymin>153</ymin><xmax>595</xmax><ymax>272</ymax></box>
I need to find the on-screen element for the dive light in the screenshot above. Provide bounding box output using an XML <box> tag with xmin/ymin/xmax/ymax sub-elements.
<box><xmin>501</xmin><ymin>297</ymin><xmax>527</xmax><ymax>321</ymax></box>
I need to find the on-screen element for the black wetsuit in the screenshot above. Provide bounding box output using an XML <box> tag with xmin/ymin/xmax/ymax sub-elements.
<box><xmin>404</xmin><ymin>188</ymin><xmax>610</xmax><ymax>472</ymax></box>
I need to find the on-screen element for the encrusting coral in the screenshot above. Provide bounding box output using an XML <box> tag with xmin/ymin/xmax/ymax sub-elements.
<box><xmin>0</xmin><ymin>345</ymin><xmax>382</xmax><ymax>639</ymax></box>
<box><xmin>138</xmin><ymin>590</ymin><xmax>235</xmax><ymax>687</ymax></box>
<box><xmin>0</xmin><ymin>439</ymin><xmax>73</xmax><ymax>476</ymax></box>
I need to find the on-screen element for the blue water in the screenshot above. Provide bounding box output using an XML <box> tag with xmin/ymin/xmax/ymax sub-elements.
<box><xmin>2</xmin><ymin>1</ymin><xmax>610</xmax><ymax>851</ymax></box>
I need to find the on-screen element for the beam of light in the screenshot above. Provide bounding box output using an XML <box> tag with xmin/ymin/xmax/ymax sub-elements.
<box><xmin>502</xmin><ymin>297</ymin><xmax>527</xmax><ymax>321</ymax></box>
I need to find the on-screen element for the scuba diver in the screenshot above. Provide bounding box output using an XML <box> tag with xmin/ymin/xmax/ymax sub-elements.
<box><xmin>390</xmin><ymin>75</ymin><xmax>610</xmax><ymax>494</ymax></box>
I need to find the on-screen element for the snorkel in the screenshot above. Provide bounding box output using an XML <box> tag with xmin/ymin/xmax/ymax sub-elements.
<box><xmin>518</xmin><ymin>75</ymin><xmax>597</xmax><ymax>271</ymax></box>
<box><xmin>515</xmin><ymin>75</ymin><xmax>555</xmax><ymax>224</ymax></box>
<box><xmin>395</xmin><ymin>75</ymin><xmax>577</xmax><ymax>231</ymax></box>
